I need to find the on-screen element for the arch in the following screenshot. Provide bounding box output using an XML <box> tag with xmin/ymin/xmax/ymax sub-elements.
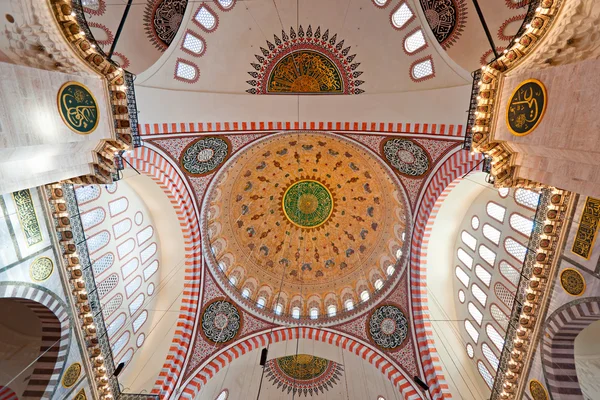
<box><xmin>542</xmin><ymin>297</ymin><xmax>600</xmax><ymax>399</ymax></box>
<box><xmin>125</xmin><ymin>147</ymin><xmax>202</xmax><ymax>398</ymax></box>
<box><xmin>179</xmin><ymin>327</ymin><xmax>421</xmax><ymax>399</ymax></box>
<box><xmin>0</xmin><ymin>283</ymin><xmax>70</xmax><ymax>399</ymax></box>
<box><xmin>411</xmin><ymin>148</ymin><xmax>482</xmax><ymax>399</ymax></box>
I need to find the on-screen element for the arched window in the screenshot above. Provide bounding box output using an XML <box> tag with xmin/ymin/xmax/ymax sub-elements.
<box><xmin>499</xmin><ymin>260</ymin><xmax>520</xmax><ymax>287</ymax></box>
<box><xmin>327</xmin><ymin>304</ymin><xmax>337</xmax><ymax>317</ymax></box>
<box><xmin>125</xmin><ymin>276</ymin><xmax>142</xmax><ymax>298</ymax></box>
<box><xmin>461</xmin><ymin>231</ymin><xmax>477</xmax><ymax>251</ymax></box>
<box><xmin>75</xmin><ymin>185</ymin><xmax>100</xmax><ymax>204</ymax></box>
<box><xmin>132</xmin><ymin>310</ymin><xmax>148</xmax><ymax>333</ymax></box>
<box><xmin>136</xmin><ymin>226</ymin><xmax>154</xmax><ymax>246</ymax></box>
<box><xmin>143</xmin><ymin>260</ymin><xmax>159</xmax><ymax>281</ymax></box>
<box><xmin>486</xmin><ymin>202</ymin><xmax>506</xmax><ymax>222</ymax></box>
<box><xmin>92</xmin><ymin>253</ymin><xmax>114</xmax><ymax>276</ymax></box>
<box><xmin>117</xmin><ymin>238</ymin><xmax>135</xmax><ymax>259</ymax></box>
<box><xmin>140</xmin><ymin>243</ymin><xmax>157</xmax><ymax>264</ymax></box>
<box><xmin>404</xmin><ymin>29</ymin><xmax>426</xmax><ymax>53</ymax></box>
<box><xmin>360</xmin><ymin>290</ymin><xmax>370</xmax><ymax>302</ymax></box>
<box><xmin>471</xmin><ymin>216</ymin><xmax>480</xmax><ymax>229</ymax></box>
<box><xmin>345</xmin><ymin>299</ymin><xmax>354</xmax><ymax>310</ymax></box>
<box><xmin>458</xmin><ymin>290</ymin><xmax>465</xmax><ymax>303</ymax></box>
<box><xmin>229</xmin><ymin>275</ymin><xmax>237</xmax><ymax>286</ymax></box>
<box><xmin>486</xmin><ymin>324</ymin><xmax>505</xmax><ymax>352</ymax></box>
<box><xmin>194</xmin><ymin>5</ymin><xmax>217</xmax><ymax>31</ymax></box>
<box><xmin>478</xmin><ymin>244</ymin><xmax>496</xmax><ymax>266</ymax></box>
<box><xmin>215</xmin><ymin>390</ymin><xmax>228</xmax><ymax>400</ymax></box>
<box><xmin>482</xmin><ymin>343</ymin><xmax>499</xmax><ymax>370</ymax></box>
<box><xmin>387</xmin><ymin>264</ymin><xmax>395</xmax><ymax>276</ymax></box>
<box><xmin>504</xmin><ymin>237</ymin><xmax>527</xmax><ymax>262</ymax></box>
<box><xmin>118</xmin><ymin>348</ymin><xmax>134</xmax><ymax>369</ymax></box>
<box><xmin>515</xmin><ymin>188</ymin><xmax>540</xmax><ymax>210</ymax></box>
<box><xmin>97</xmin><ymin>273</ymin><xmax>119</xmax><ymax>298</ymax></box>
<box><xmin>107</xmin><ymin>313</ymin><xmax>126</xmax><ymax>338</ymax></box>
<box><xmin>373</xmin><ymin>0</ymin><xmax>388</xmax><ymax>6</ymax></box>
<box><xmin>411</xmin><ymin>58</ymin><xmax>434</xmax><ymax>80</ymax></box>
<box><xmin>498</xmin><ymin>188</ymin><xmax>509</xmax><ymax>198</ymax></box>
<box><xmin>129</xmin><ymin>293</ymin><xmax>144</xmax><ymax>315</ymax></box>
<box><xmin>113</xmin><ymin>218</ymin><xmax>132</xmax><ymax>239</ymax></box>
<box><xmin>310</xmin><ymin>308</ymin><xmax>319</xmax><ymax>319</ymax></box>
<box><xmin>137</xmin><ymin>333</ymin><xmax>145</xmax><ymax>347</ymax></box>
<box><xmin>465</xmin><ymin>320</ymin><xmax>479</xmax><ymax>343</ymax></box>
<box><xmin>121</xmin><ymin>258</ymin><xmax>139</xmax><ymax>280</ymax></box>
<box><xmin>509</xmin><ymin>213</ymin><xmax>534</xmax><ymax>237</ymax></box>
<box><xmin>109</xmin><ymin>197</ymin><xmax>128</xmax><ymax>217</ymax></box>
<box><xmin>455</xmin><ymin>266</ymin><xmax>470</xmax><ymax>287</ymax></box>
<box><xmin>457</xmin><ymin>248</ymin><xmax>473</xmax><ymax>269</ymax></box>
<box><xmin>216</xmin><ymin>0</ymin><xmax>235</xmax><ymax>10</ymax></box>
<box><xmin>274</xmin><ymin>303</ymin><xmax>283</xmax><ymax>315</ymax></box>
<box><xmin>475</xmin><ymin>265</ymin><xmax>492</xmax><ymax>287</ymax></box>
<box><xmin>175</xmin><ymin>60</ymin><xmax>199</xmax><ymax>83</ymax></box>
<box><xmin>490</xmin><ymin>304</ymin><xmax>509</xmax><ymax>331</ymax></box>
<box><xmin>257</xmin><ymin>297</ymin><xmax>266</xmax><ymax>308</ymax></box>
<box><xmin>112</xmin><ymin>331</ymin><xmax>130</xmax><ymax>356</ymax></box>
<box><xmin>102</xmin><ymin>294</ymin><xmax>123</xmax><ymax>318</ymax></box>
<box><xmin>88</xmin><ymin>230</ymin><xmax>110</xmax><ymax>253</ymax></box>
<box><xmin>391</xmin><ymin>2</ymin><xmax>413</xmax><ymax>29</ymax></box>
<box><xmin>292</xmin><ymin>307</ymin><xmax>300</xmax><ymax>319</ymax></box>
<box><xmin>396</xmin><ymin>248</ymin><xmax>403</xmax><ymax>259</ymax></box>
<box><xmin>471</xmin><ymin>283</ymin><xmax>487</xmax><ymax>307</ymax></box>
<box><xmin>468</xmin><ymin>302</ymin><xmax>483</xmax><ymax>325</ymax></box>
<box><xmin>374</xmin><ymin>279</ymin><xmax>383</xmax><ymax>290</ymax></box>
<box><xmin>182</xmin><ymin>31</ymin><xmax>206</xmax><ymax>57</ymax></box>
<box><xmin>241</xmin><ymin>288</ymin><xmax>251</xmax><ymax>298</ymax></box>
<box><xmin>466</xmin><ymin>343</ymin><xmax>474</xmax><ymax>358</ymax></box>
<box><xmin>482</xmin><ymin>224</ymin><xmax>501</xmax><ymax>245</ymax></box>
<box><xmin>81</xmin><ymin>207</ymin><xmax>105</xmax><ymax>229</ymax></box>
<box><xmin>478</xmin><ymin>360</ymin><xmax>494</xmax><ymax>388</ymax></box>
<box><xmin>494</xmin><ymin>282</ymin><xmax>515</xmax><ymax>309</ymax></box>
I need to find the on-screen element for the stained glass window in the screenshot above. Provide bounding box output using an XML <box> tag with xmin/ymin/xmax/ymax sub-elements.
<box><xmin>475</xmin><ymin>264</ymin><xmax>492</xmax><ymax>287</ymax></box>
<box><xmin>482</xmin><ymin>343</ymin><xmax>499</xmax><ymax>370</ymax></box>
<box><xmin>88</xmin><ymin>230</ymin><xmax>110</xmax><ymax>253</ymax></box>
<box><xmin>107</xmin><ymin>313</ymin><xmax>126</xmax><ymax>338</ymax></box>
<box><xmin>257</xmin><ymin>297</ymin><xmax>266</xmax><ymax>308</ymax></box>
<box><xmin>183</xmin><ymin>32</ymin><xmax>205</xmax><ymax>55</ymax></box>
<box><xmin>217</xmin><ymin>0</ymin><xmax>234</xmax><ymax>10</ymax></box>
<box><xmin>472</xmin><ymin>283</ymin><xmax>487</xmax><ymax>307</ymax></box>
<box><xmin>117</xmin><ymin>238</ymin><xmax>135</xmax><ymax>259</ymax></box>
<box><xmin>391</xmin><ymin>3</ymin><xmax>413</xmax><ymax>28</ymax></box>
<box><xmin>498</xmin><ymin>188</ymin><xmax>509</xmax><ymax>198</ymax></box>
<box><xmin>292</xmin><ymin>307</ymin><xmax>300</xmax><ymax>319</ymax></box>
<box><xmin>360</xmin><ymin>290</ymin><xmax>370</xmax><ymax>302</ymax></box>
<box><xmin>458</xmin><ymin>290</ymin><xmax>465</xmax><ymax>303</ymax></box>
<box><xmin>327</xmin><ymin>305</ymin><xmax>337</xmax><ymax>317</ymax></box>
<box><xmin>136</xmin><ymin>334</ymin><xmax>145</xmax><ymax>347</ymax></box>
<box><xmin>241</xmin><ymin>288</ymin><xmax>250</xmax><ymax>298</ymax></box>
<box><xmin>118</xmin><ymin>348</ymin><xmax>134</xmax><ymax>369</ymax></box>
<box><xmin>112</xmin><ymin>331</ymin><xmax>130</xmax><ymax>356</ymax></box>
<box><xmin>102</xmin><ymin>294</ymin><xmax>123</xmax><ymax>318</ymax></box>
<box><xmin>310</xmin><ymin>308</ymin><xmax>319</xmax><ymax>319</ymax></box>
<box><xmin>345</xmin><ymin>299</ymin><xmax>354</xmax><ymax>310</ymax></box>
<box><xmin>482</xmin><ymin>224</ymin><xmax>501</xmax><ymax>245</ymax></box>
<box><xmin>216</xmin><ymin>390</ymin><xmax>228</xmax><ymax>400</ymax></box>
<box><xmin>466</xmin><ymin>344</ymin><xmax>474</xmax><ymax>358</ymax></box>
<box><xmin>471</xmin><ymin>215</ymin><xmax>480</xmax><ymax>229</ymax></box>
<box><xmin>404</xmin><ymin>30</ymin><xmax>426</xmax><ymax>53</ymax></box>
<box><xmin>486</xmin><ymin>202</ymin><xmax>506</xmax><ymax>223</ymax></box>
<box><xmin>97</xmin><ymin>273</ymin><xmax>118</xmax><ymax>298</ymax></box>
<box><xmin>374</xmin><ymin>279</ymin><xmax>383</xmax><ymax>290</ymax></box>
<box><xmin>75</xmin><ymin>185</ymin><xmax>100</xmax><ymax>203</ymax></box>
<box><xmin>465</xmin><ymin>320</ymin><xmax>479</xmax><ymax>343</ymax></box>
<box><xmin>515</xmin><ymin>188</ymin><xmax>540</xmax><ymax>210</ymax></box>
<box><xmin>274</xmin><ymin>303</ymin><xmax>283</xmax><ymax>315</ymax></box>
<box><xmin>121</xmin><ymin>258</ymin><xmax>139</xmax><ymax>279</ymax></box>
<box><xmin>140</xmin><ymin>243</ymin><xmax>157</xmax><ymax>264</ymax></box>
<box><xmin>461</xmin><ymin>231</ymin><xmax>477</xmax><ymax>251</ymax></box>
<box><xmin>387</xmin><ymin>264</ymin><xmax>395</xmax><ymax>276</ymax></box>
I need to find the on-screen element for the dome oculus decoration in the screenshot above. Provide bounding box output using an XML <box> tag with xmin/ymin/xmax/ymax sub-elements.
<box><xmin>201</xmin><ymin>300</ymin><xmax>242</xmax><ymax>344</ymax></box>
<box><xmin>203</xmin><ymin>132</ymin><xmax>410</xmax><ymax>320</ymax></box>
<box><xmin>420</xmin><ymin>0</ymin><xmax>467</xmax><ymax>49</ymax></box>
<box><xmin>144</xmin><ymin>0</ymin><xmax>189</xmax><ymax>51</ymax></box>
<box><xmin>181</xmin><ymin>137</ymin><xmax>230</xmax><ymax>176</ymax></box>
<box><xmin>382</xmin><ymin>138</ymin><xmax>430</xmax><ymax>177</ymax></box>
<box><xmin>264</xmin><ymin>354</ymin><xmax>344</xmax><ymax>396</ymax></box>
<box><xmin>368</xmin><ymin>304</ymin><xmax>409</xmax><ymax>349</ymax></box>
<box><xmin>246</xmin><ymin>26</ymin><xmax>365</xmax><ymax>94</ymax></box>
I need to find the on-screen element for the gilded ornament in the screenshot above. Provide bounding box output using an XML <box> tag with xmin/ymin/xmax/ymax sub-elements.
<box><xmin>57</xmin><ymin>82</ymin><xmax>99</xmax><ymax>134</ymax></box>
<box><xmin>506</xmin><ymin>79</ymin><xmax>547</xmax><ymax>136</ymax></box>
<box><xmin>560</xmin><ymin>268</ymin><xmax>586</xmax><ymax>296</ymax></box>
<box><xmin>62</xmin><ymin>362</ymin><xmax>82</xmax><ymax>388</ymax></box>
<box><xmin>30</xmin><ymin>257</ymin><xmax>54</xmax><ymax>282</ymax></box>
<box><xmin>529</xmin><ymin>379</ymin><xmax>549</xmax><ymax>400</ymax></box>
<box><xmin>73</xmin><ymin>388</ymin><xmax>87</xmax><ymax>400</ymax></box>
<box><xmin>268</xmin><ymin>51</ymin><xmax>343</xmax><ymax>93</ymax></box>
<box><xmin>282</xmin><ymin>180</ymin><xmax>334</xmax><ymax>228</ymax></box>
<box><xmin>12</xmin><ymin>189</ymin><xmax>42</xmax><ymax>247</ymax></box>
<box><xmin>571</xmin><ymin>196</ymin><xmax>600</xmax><ymax>260</ymax></box>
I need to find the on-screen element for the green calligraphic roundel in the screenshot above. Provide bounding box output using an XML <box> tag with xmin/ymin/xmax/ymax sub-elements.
<box><xmin>506</xmin><ymin>79</ymin><xmax>547</xmax><ymax>136</ymax></box>
<box><xmin>57</xmin><ymin>82</ymin><xmax>99</xmax><ymax>134</ymax></box>
<box><xmin>282</xmin><ymin>180</ymin><xmax>333</xmax><ymax>228</ymax></box>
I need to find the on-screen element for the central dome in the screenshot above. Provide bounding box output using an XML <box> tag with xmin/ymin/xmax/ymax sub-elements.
<box><xmin>203</xmin><ymin>132</ymin><xmax>410</xmax><ymax>321</ymax></box>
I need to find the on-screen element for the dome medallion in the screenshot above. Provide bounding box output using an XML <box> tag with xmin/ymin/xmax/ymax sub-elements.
<box><xmin>202</xmin><ymin>132</ymin><xmax>411</xmax><ymax>324</ymax></box>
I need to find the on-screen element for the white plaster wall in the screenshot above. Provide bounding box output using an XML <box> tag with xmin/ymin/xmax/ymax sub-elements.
<box><xmin>575</xmin><ymin>319</ymin><xmax>600</xmax><ymax>400</ymax></box>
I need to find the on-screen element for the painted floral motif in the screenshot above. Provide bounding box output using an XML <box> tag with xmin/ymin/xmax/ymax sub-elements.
<box><xmin>264</xmin><ymin>354</ymin><xmax>344</xmax><ymax>396</ymax></box>
<box><xmin>368</xmin><ymin>304</ymin><xmax>409</xmax><ymax>349</ymax></box>
<box><xmin>246</xmin><ymin>26</ymin><xmax>364</xmax><ymax>94</ymax></box>
<box><xmin>181</xmin><ymin>137</ymin><xmax>229</xmax><ymax>176</ymax></box>
<box><xmin>282</xmin><ymin>180</ymin><xmax>334</xmax><ymax>228</ymax></box>
<box><xmin>201</xmin><ymin>300</ymin><xmax>241</xmax><ymax>343</ymax></box>
<box><xmin>62</xmin><ymin>362</ymin><xmax>81</xmax><ymax>388</ymax></box>
<box><xmin>529</xmin><ymin>379</ymin><xmax>549</xmax><ymax>400</ymax></box>
<box><xmin>382</xmin><ymin>138</ymin><xmax>430</xmax><ymax>177</ymax></box>
<box><xmin>420</xmin><ymin>0</ymin><xmax>467</xmax><ymax>49</ymax></box>
<box><xmin>560</xmin><ymin>268</ymin><xmax>585</xmax><ymax>296</ymax></box>
<box><xmin>30</xmin><ymin>257</ymin><xmax>54</xmax><ymax>282</ymax></box>
<box><xmin>144</xmin><ymin>0</ymin><xmax>189</xmax><ymax>51</ymax></box>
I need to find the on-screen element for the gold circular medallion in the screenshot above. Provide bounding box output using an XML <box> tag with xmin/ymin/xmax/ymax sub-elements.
<box><xmin>281</xmin><ymin>179</ymin><xmax>334</xmax><ymax>229</ymax></box>
<box><xmin>529</xmin><ymin>379</ymin><xmax>549</xmax><ymax>400</ymax></box>
<box><xmin>62</xmin><ymin>362</ymin><xmax>82</xmax><ymax>388</ymax></box>
<box><xmin>506</xmin><ymin>79</ymin><xmax>547</xmax><ymax>136</ymax></box>
<box><xmin>57</xmin><ymin>81</ymin><xmax>99</xmax><ymax>135</ymax></box>
<box><xmin>30</xmin><ymin>257</ymin><xmax>54</xmax><ymax>282</ymax></box>
<box><xmin>560</xmin><ymin>268</ymin><xmax>586</xmax><ymax>296</ymax></box>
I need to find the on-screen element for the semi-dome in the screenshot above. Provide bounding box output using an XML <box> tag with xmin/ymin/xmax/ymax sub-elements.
<box><xmin>202</xmin><ymin>132</ymin><xmax>410</xmax><ymax>322</ymax></box>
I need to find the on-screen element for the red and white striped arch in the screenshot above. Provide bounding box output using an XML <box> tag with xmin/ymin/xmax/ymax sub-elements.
<box><xmin>179</xmin><ymin>327</ymin><xmax>424</xmax><ymax>400</ymax></box>
<box><xmin>410</xmin><ymin>148</ymin><xmax>482</xmax><ymax>399</ymax></box>
<box><xmin>125</xmin><ymin>147</ymin><xmax>203</xmax><ymax>398</ymax></box>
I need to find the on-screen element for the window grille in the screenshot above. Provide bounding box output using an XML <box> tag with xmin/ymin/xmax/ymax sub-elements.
<box><xmin>486</xmin><ymin>202</ymin><xmax>506</xmax><ymax>222</ymax></box>
<box><xmin>475</xmin><ymin>265</ymin><xmax>492</xmax><ymax>287</ymax></box>
<box><xmin>472</xmin><ymin>283</ymin><xmax>487</xmax><ymax>307</ymax></box>
<box><xmin>482</xmin><ymin>224</ymin><xmax>501</xmax><ymax>245</ymax></box>
<box><xmin>465</xmin><ymin>320</ymin><xmax>479</xmax><ymax>343</ymax></box>
<box><xmin>392</xmin><ymin>3</ymin><xmax>413</xmax><ymax>28</ymax></box>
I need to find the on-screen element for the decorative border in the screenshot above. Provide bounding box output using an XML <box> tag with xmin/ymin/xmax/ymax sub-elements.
<box><xmin>192</xmin><ymin>3</ymin><xmax>220</xmax><ymax>33</ymax></box>
<box><xmin>180</xmin><ymin>30</ymin><xmax>207</xmax><ymax>57</ymax></box>
<box><xmin>372</xmin><ymin>0</ymin><xmax>391</xmax><ymax>9</ymax></box>
<box><xmin>498</xmin><ymin>14</ymin><xmax>527</xmax><ymax>41</ymax></box>
<box><xmin>174</xmin><ymin>58</ymin><xmax>200</xmax><ymax>84</ymax></box>
<box><xmin>56</xmin><ymin>81</ymin><xmax>100</xmax><ymax>135</ymax></box>
<box><xmin>409</xmin><ymin>56</ymin><xmax>436</xmax><ymax>83</ymax></box>
<box><xmin>29</xmin><ymin>256</ymin><xmax>55</xmax><ymax>283</ymax></box>
<box><xmin>366</xmin><ymin>303</ymin><xmax>412</xmax><ymax>352</ymax></box>
<box><xmin>179</xmin><ymin>136</ymin><xmax>231</xmax><ymax>176</ymax></box>
<box><xmin>87</xmin><ymin>22</ymin><xmax>114</xmax><ymax>46</ymax></box>
<box><xmin>143</xmin><ymin>0</ymin><xmax>189</xmax><ymax>51</ymax></box>
<box><xmin>112</xmin><ymin>52</ymin><xmax>130</xmax><ymax>69</ymax></box>
<box><xmin>83</xmin><ymin>0</ymin><xmax>106</xmax><ymax>16</ymax></box>
<box><xmin>379</xmin><ymin>137</ymin><xmax>432</xmax><ymax>178</ymax></box>
<box><xmin>389</xmin><ymin>2</ymin><xmax>417</xmax><ymax>31</ymax></box>
<box><xmin>214</xmin><ymin>0</ymin><xmax>236</xmax><ymax>12</ymax></box>
<box><xmin>559</xmin><ymin>267</ymin><xmax>586</xmax><ymax>296</ymax></box>
<box><xmin>571</xmin><ymin>196</ymin><xmax>600</xmax><ymax>260</ymax></box>
<box><xmin>505</xmin><ymin>79</ymin><xmax>547</xmax><ymax>137</ymax></box>
<box><xmin>403</xmin><ymin>27</ymin><xmax>429</xmax><ymax>56</ymax></box>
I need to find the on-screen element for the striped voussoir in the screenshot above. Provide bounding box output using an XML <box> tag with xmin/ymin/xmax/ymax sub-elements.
<box><xmin>139</xmin><ymin>120</ymin><xmax>464</xmax><ymax>137</ymax></box>
<box><xmin>409</xmin><ymin>148</ymin><xmax>482</xmax><ymax>400</ymax></box>
<box><xmin>0</xmin><ymin>386</ymin><xmax>18</xmax><ymax>400</ymax></box>
<box><xmin>125</xmin><ymin>147</ymin><xmax>203</xmax><ymax>399</ymax></box>
<box><xmin>542</xmin><ymin>298</ymin><xmax>600</xmax><ymax>400</ymax></box>
<box><xmin>179</xmin><ymin>327</ymin><xmax>424</xmax><ymax>400</ymax></box>
<box><xmin>0</xmin><ymin>284</ymin><xmax>70</xmax><ymax>400</ymax></box>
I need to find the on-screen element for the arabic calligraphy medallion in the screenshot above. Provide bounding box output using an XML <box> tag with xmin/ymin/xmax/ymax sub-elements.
<box><xmin>57</xmin><ymin>82</ymin><xmax>99</xmax><ymax>134</ymax></box>
<box><xmin>506</xmin><ymin>79</ymin><xmax>547</xmax><ymax>136</ymax></box>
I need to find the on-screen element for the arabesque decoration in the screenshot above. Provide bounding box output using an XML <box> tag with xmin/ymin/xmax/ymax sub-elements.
<box><xmin>144</xmin><ymin>0</ymin><xmax>189</xmax><ymax>51</ymax></box>
<box><xmin>264</xmin><ymin>354</ymin><xmax>344</xmax><ymax>396</ymax></box>
<box><xmin>12</xmin><ymin>189</ymin><xmax>42</xmax><ymax>247</ymax></box>
<box><xmin>281</xmin><ymin>179</ymin><xmax>335</xmax><ymax>229</ymax></box>
<box><xmin>246</xmin><ymin>26</ymin><xmax>364</xmax><ymax>94</ymax></box>
<box><xmin>559</xmin><ymin>268</ymin><xmax>586</xmax><ymax>296</ymax></box>
<box><xmin>368</xmin><ymin>304</ymin><xmax>409</xmax><ymax>350</ymax></box>
<box><xmin>420</xmin><ymin>0</ymin><xmax>467</xmax><ymax>49</ymax></box>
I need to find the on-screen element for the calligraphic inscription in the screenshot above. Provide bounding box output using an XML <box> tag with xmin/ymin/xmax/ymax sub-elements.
<box><xmin>12</xmin><ymin>189</ymin><xmax>42</xmax><ymax>247</ymax></box>
<box><xmin>57</xmin><ymin>82</ymin><xmax>99</xmax><ymax>134</ymax></box>
<box><xmin>506</xmin><ymin>79</ymin><xmax>547</xmax><ymax>136</ymax></box>
<box><xmin>282</xmin><ymin>180</ymin><xmax>334</xmax><ymax>228</ymax></box>
<box><xmin>268</xmin><ymin>50</ymin><xmax>343</xmax><ymax>94</ymax></box>
<box><xmin>572</xmin><ymin>197</ymin><xmax>600</xmax><ymax>259</ymax></box>
<box><xmin>73</xmin><ymin>388</ymin><xmax>87</xmax><ymax>400</ymax></box>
